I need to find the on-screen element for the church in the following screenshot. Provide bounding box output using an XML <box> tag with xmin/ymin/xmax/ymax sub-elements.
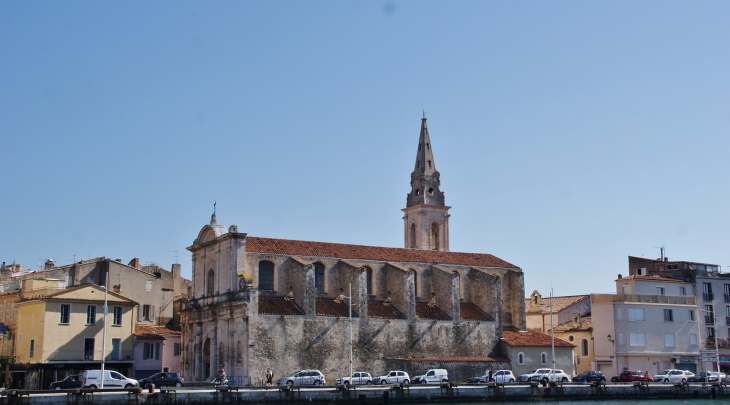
<box><xmin>179</xmin><ymin>118</ymin><xmax>526</xmax><ymax>384</ymax></box>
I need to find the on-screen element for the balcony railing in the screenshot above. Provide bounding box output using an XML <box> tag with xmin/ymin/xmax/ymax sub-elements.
<box><xmin>706</xmin><ymin>338</ymin><xmax>717</xmax><ymax>348</ymax></box>
<box><xmin>704</xmin><ymin>293</ymin><xmax>714</xmax><ymax>301</ymax></box>
<box><xmin>705</xmin><ymin>315</ymin><xmax>715</xmax><ymax>324</ymax></box>
<box><xmin>591</xmin><ymin>294</ymin><xmax>696</xmax><ymax>305</ymax></box>
<box><xmin>717</xmin><ymin>338</ymin><xmax>730</xmax><ymax>349</ymax></box>
<box><xmin>44</xmin><ymin>349</ymin><xmax>133</xmax><ymax>362</ymax></box>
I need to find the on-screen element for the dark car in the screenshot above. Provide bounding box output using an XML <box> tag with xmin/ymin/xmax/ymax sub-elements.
<box><xmin>572</xmin><ymin>371</ymin><xmax>606</xmax><ymax>383</ymax></box>
<box><xmin>49</xmin><ymin>375</ymin><xmax>83</xmax><ymax>390</ymax></box>
<box><xmin>618</xmin><ymin>370</ymin><xmax>653</xmax><ymax>382</ymax></box>
<box><xmin>138</xmin><ymin>372</ymin><xmax>185</xmax><ymax>388</ymax></box>
<box><xmin>689</xmin><ymin>371</ymin><xmax>720</xmax><ymax>383</ymax></box>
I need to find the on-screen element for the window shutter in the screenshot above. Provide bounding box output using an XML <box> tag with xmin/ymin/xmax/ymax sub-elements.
<box><xmin>150</xmin><ymin>306</ymin><xmax>155</xmax><ymax>322</ymax></box>
<box><xmin>155</xmin><ymin>343</ymin><xmax>160</xmax><ymax>360</ymax></box>
<box><xmin>138</xmin><ymin>307</ymin><xmax>143</xmax><ymax>322</ymax></box>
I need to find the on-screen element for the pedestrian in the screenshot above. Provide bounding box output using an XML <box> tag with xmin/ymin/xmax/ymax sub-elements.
<box><xmin>265</xmin><ymin>368</ymin><xmax>273</xmax><ymax>387</ymax></box>
<box><xmin>488</xmin><ymin>367</ymin><xmax>493</xmax><ymax>383</ymax></box>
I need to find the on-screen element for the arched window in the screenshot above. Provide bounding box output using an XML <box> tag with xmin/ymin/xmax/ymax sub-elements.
<box><xmin>365</xmin><ymin>267</ymin><xmax>373</xmax><ymax>295</ymax></box>
<box><xmin>410</xmin><ymin>223</ymin><xmax>416</xmax><ymax>248</ymax></box>
<box><xmin>568</xmin><ymin>335</ymin><xmax>574</xmax><ymax>342</ymax></box>
<box><xmin>517</xmin><ymin>352</ymin><xmax>525</xmax><ymax>365</ymax></box>
<box><xmin>218</xmin><ymin>342</ymin><xmax>225</xmax><ymax>365</ymax></box>
<box><xmin>236</xmin><ymin>341</ymin><xmax>242</xmax><ymax>363</ymax></box>
<box><xmin>581</xmin><ymin>338</ymin><xmax>589</xmax><ymax>357</ymax></box>
<box><xmin>258</xmin><ymin>261</ymin><xmax>274</xmax><ymax>291</ymax></box>
<box><xmin>314</xmin><ymin>263</ymin><xmax>325</xmax><ymax>292</ymax></box>
<box><xmin>411</xmin><ymin>270</ymin><xmax>418</xmax><ymax>298</ymax></box>
<box><xmin>430</xmin><ymin>222</ymin><xmax>440</xmax><ymax>250</ymax></box>
<box><xmin>540</xmin><ymin>352</ymin><xmax>548</xmax><ymax>364</ymax></box>
<box><xmin>207</xmin><ymin>269</ymin><xmax>215</xmax><ymax>296</ymax></box>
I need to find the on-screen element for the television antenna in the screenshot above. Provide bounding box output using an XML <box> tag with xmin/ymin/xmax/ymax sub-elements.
<box><xmin>169</xmin><ymin>250</ymin><xmax>179</xmax><ymax>264</ymax></box>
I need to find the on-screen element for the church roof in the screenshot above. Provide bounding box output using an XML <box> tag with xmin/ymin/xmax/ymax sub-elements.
<box><xmin>245</xmin><ymin>236</ymin><xmax>519</xmax><ymax>269</ymax></box>
<box><xmin>501</xmin><ymin>329</ymin><xmax>573</xmax><ymax>348</ymax></box>
<box><xmin>551</xmin><ymin>316</ymin><xmax>592</xmax><ymax>332</ymax></box>
<box><xmin>134</xmin><ymin>325</ymin><xmax>181</xmax><ymax>339</ymax></box>
<box><xmin>316</xmin><ymin>299</ymin><xmax>359</xmax><ymax>318</ymax></box>
<box><xmin>460</xmin><ymin>303</ymin><xmax>495</xmax><ymax>322</ymax></box>
<box><xmin>416</xmin><ymin>303</ymin><xmax>451</xmax><ymax>320</ymax></box>
<box><xmin>258</xmin><ymin>297</ymin><xmax>305</xmax><ymax>316</ymax></box>
<box><xmin>367</xmin><ymin>301</ymin><xmax>406</xmax><ymax>319</ymax></box>
<box><xmin>525</xmin><ymin>294</ymin><xmax>589</xmax><ymax>314</ymax></box>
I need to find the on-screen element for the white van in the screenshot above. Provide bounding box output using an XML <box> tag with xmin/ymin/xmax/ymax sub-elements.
<box><xmin>414</xmin><ymin>369</ymin><xmax>449</xmax><ymax>384</ymax></box>
<box><xmin>82</xmin><ymin>370</ymin><xmax>138</xmax><ymax>389</ymax></box>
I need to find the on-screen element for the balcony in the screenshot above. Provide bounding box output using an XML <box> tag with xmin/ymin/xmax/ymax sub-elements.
<box><xmin>45</xmin><ymin>349</ymin><xmax>134</xmax><ymax>362</ymax></box>
<box><xmin>704</xmin><ymin>293</ymin><xmax>715</xmax><ymax>301</ymax></box>
<box><xmin>717</xmin><ymin>338</ymin><xmax>730</xmax><ymax>349</ymax></box>
<box><xmin>706</xmin><ymin>338</ymin><xmax>717</xmax><ymax>348</ymax></box>
<box><xmin>725</xmin><ymin>294</ymin><xmax>730</xmax><ymax>303</ymax></box>
<box><xmin>705</xmin><ymin>315</ymin><xmax>715</xmax><ymax>324</ymax></box>
<box><xmin>591</xmin><ymin>294</ymin><xmax>696</xmax><ymax>305</ymax></box>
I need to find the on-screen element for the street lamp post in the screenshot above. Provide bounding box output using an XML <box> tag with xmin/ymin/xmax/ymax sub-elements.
<box><xmin>338</xmin><ymin>283</ymin><xmax>353</xmax><ymax>384</ymax></box>
<box><xmin>100</xmin><ymin>272</ymin><xmax>109</xmax><ymax>389</ymax></box>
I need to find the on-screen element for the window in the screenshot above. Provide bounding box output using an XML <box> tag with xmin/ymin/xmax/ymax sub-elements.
<box><xmin>143</xmin><ymin>343</ymin><xmax>160</xmax><ymax>360</ymax></box>
<box><xmin>517</xmin><ymin>352</ymin><xmax>524</xmax><ymax>364</ymax></box>
<box><xmin>617</xmin><ymin>333</ymin><xmax>624</xmax><ymax>346</ymax></box>
<box><xmin>665</xmin><ymin>334</ymin><xmax>675</xmax><ymax>347</ymax></box>
<box><xmin>207</xmin><ymin>269</ymin><xmax>215</xmax><ymax>296</ymax></box>
<box><xmin>60</xmin><ymin>304</ymin><xmax>70</xmax><ymax>324</ymax></box>
<box><xmin>622</xmin><ymin>285</ymin><xmax>632</xmax><ymax>294</ymax></box>
<box><xmin>540</xmin><ymin>352</ymin><xmax>548</xmax><ymax>364</ymax></box>
<box><xmin>113</xmin><ymin>306</ymin><xmax>122</xmax><ymax>326</ymax></box>
<box><xmin>615</xmin><ymin>307</ymin><xmax>622</xmax><ymax>320</ymax></box>
<box><xmin>111</xmin><ymin>338</ymin><xmax>121</xmax><ymax>360</ymax></box>
<box><xmin>707</xmin><ymin>327</ymin><xmax>716</xmax><ymax>339</ymax></box>
<box><xmin>145</xmin><ymin>281</ymin><xmax>152</xmax><ymax>292</ymax></box>
<box><xmin>411</xmin><ymin>270</ymin><xmax>418</xmax><ymax>297</ymax></box>
<box><xmin>139</xmin><ymin>305</ymin><xmax>155</xmax><ymax>322</ymax></box>
<box><xmin>690</xmin><ymin>334</ymin><xmax>698</xmax><ymax>345</ymax></box>
<box><xmin>581</xmin><ymin>339</ymin><xmax>589</xmax><ymax>357</ymax></box>
<box><xmin>314</xmin><ymin>263</ymin><xmax>325</xmax><ymax>292</ymax></box>
<box><xmin>84</xmin><ymin>338</ymin><xmax>95</xmax><ymax>360</ymax></box>
<box><xmin>258</xmin><ymin>261</ymin><xmax>274</xmax><ymax>291</ymax></box>
<box><xmin>680</xmin><ymin>287</ymin><xmax>687</xmax><ymax>295</ymax></box>
<box><xmin>29</xmin><ymin>339</ymin><xmax>34</xmax><ymax>357</ymax></box>
<box><xmin>657</xmin><ymin>287</ymin><xmax>665</xmax><ymax>295</ymax></box>
<box><xmin>86</xmin><ymin>305</ymin><xmax>96</xmax><ymax>325</ymax></box>
<box><xmin>664</xmin><ymin>309</ymin><xmax>674</xmax><ymax>322</ymax></box>
<box><xmin>568</xmin><ymin>335</ymin><xmax>574</xmax><ymax>342</ymax></box>
<box><xmin>430</xmin><ymin>222</ymin><xmax>440</xmax><ymax>250</ymax></box>
<box><xmin>704</xmin><ymin>283</ymin><xmax>714</xmax><ymax>300</ymax></box>
<box><xmin>366</xmin><ymin>267</ymin><xmax>373</xmax><ymax>295</ymax></box>
<box><xmin>629</xmin><ymin>333</ymin><xmax>647</xmax><ymax>346</ymax></box>
<box><xmin>174</xmin><ymin>343</ymin><xmax>181</xmax><ymax>356</ymax></box>
<box><xmin>689</xmin><ymin>310</ymin><xmax>695</xmax><ymax>321</ymax></box>
<box><xmin>628</xmin><ymin>308</ymin><xmax>645</xmax><ymax>321</ymax></box>
<box><xmin>410</xmin><ymin>223</ymin><xmax>416</xmax><ymax>248</ymax></box>
<box><xmin>705</xmin><ymin>305</ymin><xmax>715</xmax><ymax>323</ymax></box>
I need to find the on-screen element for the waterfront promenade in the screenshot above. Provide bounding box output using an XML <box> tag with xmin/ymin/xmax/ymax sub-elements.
<box><xmin>1</xmin><ymin>382</ymin><xmax>730</xmax><ymax>405</ymax></box>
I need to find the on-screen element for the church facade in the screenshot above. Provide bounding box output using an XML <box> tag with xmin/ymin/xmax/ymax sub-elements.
<box><xmin>179</xmin><ymin>118</ymin><xmax>526</xmax><ymax>383</ymax></box>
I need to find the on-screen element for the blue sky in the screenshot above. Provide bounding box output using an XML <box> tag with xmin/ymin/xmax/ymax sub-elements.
<box><xmin>1</xmin><ymin>1</ymin><xmax>728</xmax><ymax>296</ymax></box>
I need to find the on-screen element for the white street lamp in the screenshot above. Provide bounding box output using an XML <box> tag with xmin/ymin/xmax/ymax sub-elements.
<box><xmin>338</xmin><ymin>283</ymin><xmax>353</xmax><ymax>385</ymax></box>
<box><xmin>100</xmin><ymin>272</ymin><xmax>109</xmax><ymax>389</ymax></box>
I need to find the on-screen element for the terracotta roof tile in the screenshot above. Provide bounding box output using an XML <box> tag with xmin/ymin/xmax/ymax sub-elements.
<box><xmin>551</xmin><ymin>316</ymin><xmax>592</xmax><ymax>332</ymax></box>
<box><xmin>245</xmin><ymin>237</ymin><xmax>519</xmax><ymax>269</ymax></box>
<box><xmin>134</xmin><ymin>325</ymin><xmax>181</xmax><ymax>339</ymax></box>
<box><xmin>460</xmin><ymin>303</ymin><xmax>494</xmax><ymax>322</ymax></box>
<box><xmin>367</xmin><ymin>301</ymin><xmax>406</xmax><ymax>319</ymax></box>
<box><xmin>258</xmin><ymin>297</ymin><xmax>305</xmax><ymax>316</ymax></box>
<box><xmin>501</xmin><ymin>329</ymin><xmax>573</xmax><ymax>347</ymax></box>
<box><xmin>525</xmin><ymin>295</ymin><xmax>589</xmax><ymax>315</ymax></box>
<box><xmin>416</xmin><ymin>303</ymin><xmax>451</xmax><ymax>321</ymax></box>
<box><xmin>617</xmin><ymin>275</ymin><xmax>686</xmax><ymax>283</ymax></box>
<box><xmin>316</xmin><ymin>299</ymin><xmax>359</xmax><ymax>318</ymax></box>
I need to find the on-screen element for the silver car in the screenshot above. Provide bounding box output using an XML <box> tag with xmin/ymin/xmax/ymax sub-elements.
<box><xmin>376</xmin><ymin>371</ymin><xmax>410</xmax><ymax>385</ymax></box>
<box><xmin>336</xmin><ymin>372</ymin><xmax>373</xmax><ymax>386</ymax></box>
<box><xmin>276</xmin><ymin>370</ymin><xmax>325</xmax><ymax>386</ymax></box>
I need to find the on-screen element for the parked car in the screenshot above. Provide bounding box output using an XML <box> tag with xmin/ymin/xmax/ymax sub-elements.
<box><xmin>490</xmin><ymin>370</ymin><xmax>516</xmax><ymax>383</ymax></box>
<box><xmin>542</xmin><ymin>369</ymin><xmax>570</xmax><ymax>383</ymax></box>
<box><xmin>277</xmin><ymin>370</ymin><xmax>325</xmax><ymax>386</ymax></box>
<box><xmin>653</xmin><ymin>369</ymin><xmax>694</xmax><ymax>383</ymax></box>
<box><xmin>412</xmin><ymin>369</ymin><xmax>448</xmax><ymax>384</ymax></box>
<box><xmin>82</xmin><ymin>370</ymin><xmax>138</xmax><ymax>389</ymax></box>
<box><xmin>518</xmin><ymin>368</ymin><xmax>551</xmax><ymax>382</ymax></box>
<box><xmin>375</xmin><ymin>371</ymin><xmax>410</xmax><ymax>385</ymax></box>
<box><xmin>618</xmin><ymin>370</ymin><xmax>653</xmax><ymax>383</ymax></box>
<box><xmin>336</xmin><ymin>372</ymin><xmax>372</xmax><ymax>386</ymax></box>
<box><xmin>610</xmin><ymin>375</ymin><xmax>619</xmax><ymax>382</ymax></box>
<box><xmin>572</xmin><ymin>371</ymin><xmax>606</xmax><ymax>383</ymax></box>
<box><xmin>688</xmin><ymin>371</ymin><xmax>720</xmax><ymax>383</ymax></box>
<box><xmin>138</xmin><ymin>372</ymin><xmax>185</xmax><ymax>388</ymax></box>
<box><xmin>49</xmin><ymin>375</ymin><xmax>83</xmax><ymax>390</ymax></box>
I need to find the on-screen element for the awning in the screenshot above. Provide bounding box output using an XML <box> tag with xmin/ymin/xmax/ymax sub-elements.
<box><xmin>0</xmin><ymin>324</ymin><xmax>8</xmax><ymax>334</ymax></box>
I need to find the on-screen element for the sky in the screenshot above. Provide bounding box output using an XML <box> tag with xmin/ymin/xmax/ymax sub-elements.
<box><xmin>1</xmin><ymin>1</ymin><xmax>728</xmax><ymax>297</ymax></box>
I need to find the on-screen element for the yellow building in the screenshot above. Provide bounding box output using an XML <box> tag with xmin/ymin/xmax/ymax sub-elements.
<box><xmin>550</xmin><ymin>314</ymin><xmax>594</xmax><ymax>375</ymax></box>
<box><xmin>13</xmin><ymin>281</ymin><xmax>137</xmax><ymax>389</ymax></box>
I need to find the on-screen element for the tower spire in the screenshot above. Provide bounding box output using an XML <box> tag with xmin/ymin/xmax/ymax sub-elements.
<box><xmin>402</xmin><ymin>116</ymin><xmax>450</xmax><ymax>251</ymax></box>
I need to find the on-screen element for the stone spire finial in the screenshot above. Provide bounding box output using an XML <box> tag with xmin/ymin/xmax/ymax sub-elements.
<box><xmin>210</xmin><ymin>201</ymin><xmax>217</xmax><ymax>225</ymax></box>
<box><xmin>407</xmin><ymin>116</ymin><xmax>444</xmax><ymax>207</ymax></box>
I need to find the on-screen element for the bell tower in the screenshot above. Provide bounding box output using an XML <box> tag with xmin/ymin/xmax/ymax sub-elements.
<box><xmin>402</xmin><ymin>116</ymin><xmax>450</xmax><ymax>251</ymax></box>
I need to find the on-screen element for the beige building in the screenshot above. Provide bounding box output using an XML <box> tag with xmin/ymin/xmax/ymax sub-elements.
<box><xmin>13</xmin><ymin>280</ymin><xmax>137</xmax><ymax>389</ymax></box>
<box><xmin>550</xmin><ymin>314</ymin><xmax>593</xmax><ymax>374</ymax></box>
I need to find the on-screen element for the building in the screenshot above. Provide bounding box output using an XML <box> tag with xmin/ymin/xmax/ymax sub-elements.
<box><xmin>0</xmin><ymin>290</ymin><xmax>19</xmax><ymax>385</ymax></box>
<box><xmin>629</xmin><ymin>255</ymin><xmax>727</xmax><ymax>372</ymax></box>
<box><xmin>12</xmin><ymin>280</ymin><xmax>137</xmax><ymax>389</ymax></box>
<box><xmin>180</xmin><ymin>118</ymin><xmax>527</xmax><ymax>384</ymax></box>
<box><xmin>14</xmin><ymin>257</ymin><xmax>189</xmax><ymax>328</ymax></box>
<box><xmin>592</xmin><ymin>274</ymin><xmax>699</xmax><ymax>377</ymax></box>
<box><xmin>550</xmin><ymin>314</ymin><xmax>593</xmax><ymax>375</ymax></box>
<box><xmin>501</xmin><ymin>329</ymin><xmax>574</xmax><ymax>376</ymax></box>
<box><xmin>133</xmin><ymin>325</ymin><xmax>182</xmax><ymax>379</ymax></box>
